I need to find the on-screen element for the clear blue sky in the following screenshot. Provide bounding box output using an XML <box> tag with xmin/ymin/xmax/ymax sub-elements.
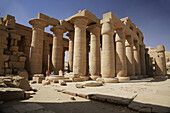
<box><xmin>0</xmin><ymin>0</ymin><xmax>170</xmax><ymax>51</ymax></box>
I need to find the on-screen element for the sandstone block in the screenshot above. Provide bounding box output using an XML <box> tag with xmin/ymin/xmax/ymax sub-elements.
<box><xmin>10</xmin><ymin>55</ymin><xmax>18</xmax><ymax>61</ymax></box>
<box><xmin>0</xmin><ymin>44</ymin><xmax>7</xmax><ymax>49</ymax></box>
<box><xmin>0</xmin><ymin>30</ymin><xmax>8</xmax><ymax>37</ymax></box>
<box><xmin>3</xmin><ymin>55</ymin><xmax>10</xmax><ymax>62</ymax></box>
<box><xmin>42</xmin><ymin>80</ymin><xmax>50</xmax><ymax>85</ymax></box>
<box><xmin>13</xmin><ymin>76</ymin><xmax>31</xmax><ymax>91</ymax></box>
<box><xmin>84</xmin><ymin>82</ymin><xmax>103</xmax><ymax>87</ymax></box>
<box><xmin>32</xmin><ymin>76</ymin><xmax>45</xmax><ymax>83</ymax></box>
<box><xmin>19</xmin><ymin>56</ymin><xmax>26</xmax><ymax>62</ymax></box>
<box><xmin>10</xmin><ymin>34</ymin><xmax>21</xmax><ymax>40</ymax></box>
<box><xmin>71</xmin><ymin>77</ymin><xmax>82</xmax><ymax>82</ymax></box>
<box><xmin>59</xmin><ymin>80</ymin><xmax>66</xmax><ymax>86</ymax></box>
<box><xmin>4</xmin><ymin>62</ymin><xmax>9</xmax><ymax>68</ymax></box>
<box><xmin>75</xmin><ymin>83</ymin><xmax>84</xmax><ymax>88</ymax></box>
<box><xmin>9</xmin><ymin>61</ymin><xmax>25</xmax><ymax>69</ymax></box>
<box><xmin>10</xmin><ymin>46</ymin><xmax>18</xmax><ymax>52</ymax></box>
<box><xmin>0</xmin><ymin>68</ymin><xmax>4</xmax><ymax>75</ymax></box>
<box><xmin>37</xmin><ymin>13</ymin><xmax>59</xmax><ymax>26</ymax></box>
<box><xmin>18</xmin><ymin>70</ymin><xmax>29</xmax><ymax>80</ymax></box>
<box><xmin>5</xmin><ymin>68</ymin><xmax>12</xmax><ymax>74</ymax></box>
<box><xmin>0</xmin><ymin>88</ymin><xmax>24</xmax><ymax>101</ymax></box>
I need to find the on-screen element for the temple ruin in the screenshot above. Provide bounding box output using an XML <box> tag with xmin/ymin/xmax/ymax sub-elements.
<box><xmin>0</xmin><ymin>9</ymin><xmax>168</xmax><ymax>83</ymax></box>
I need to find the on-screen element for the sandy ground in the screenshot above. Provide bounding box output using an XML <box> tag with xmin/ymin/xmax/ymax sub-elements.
<box><xmin>0</xmin><ymin>84</ymin><xmax>137</xmax><ymax>113</ymax></box>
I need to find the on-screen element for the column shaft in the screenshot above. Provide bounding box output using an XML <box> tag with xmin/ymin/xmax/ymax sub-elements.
<box><xmin>125</xmin><ymin>35</ymin><xmax>135</xmax><ymax>76</ymax></box>
<box><xmin>134</xmin><ymin>41</ymin><xmax>141</xmax><ymax>75</ymax></box>
<box><xmin>101</xmin><ymin>21</ymin><xmax>117</xmax><ymax>83</ymax></box>
<box><xmin>51</xmin><ymin>26</ymin><xmax>66</xmax><ymax>75</ymax></box>
<box><xmin>88</xmin><ymin>24</ymin><xmax>101</xmax><ymax>80</ymax></box>
<box><xmin>67</xmin><ymin>32</ymin><xmax>74</xmax><ymax>72</ymax></box>
<box><xmin>73</xmin><ymin>18</ymin><xmax>88</xmax><ymax>76</ymax></box>
<box><xmin>29</xmin><ymin>19</ymin><xmax>48</xmax><ymax>74</ymax></box>
<box><xmin>140</xmin><ymin>45</ymin><xmax>146</xmax><ymax>75</ymax></box>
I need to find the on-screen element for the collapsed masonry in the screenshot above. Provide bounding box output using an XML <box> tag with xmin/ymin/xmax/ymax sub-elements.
<box><xmin>0</xmin><ymin>9</ymin><xmax>168</xmax><ymax>83</ymax></box>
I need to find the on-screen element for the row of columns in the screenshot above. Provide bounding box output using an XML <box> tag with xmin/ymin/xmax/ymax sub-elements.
<box><xmin>29</xmin><ymin>17</ymin><xmax>147</xmax><ymax>82</ymax></box>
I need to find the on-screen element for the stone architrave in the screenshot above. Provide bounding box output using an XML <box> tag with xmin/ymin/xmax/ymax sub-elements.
<box><xmin>87</xmin><ymin>24</ymin><xmax>101</xmax><ymax>80</ymax></box>
<box><xmin>50</xmin><ymin>26</ymin><xmax>66</xmax><ymax>75</ymax></box>
<box><xmin>29</xmin><ymin>19</ymin><xmax>48</xmax><ymax>74</ymax></box>
<box><xmin>115</xmin><ymin>28</ymin><xmax>129</xmax><ymax>82</ymax></box>
<box><xmin>125</xmin><ymin>35</ymin><xmax>135</xmax><ymax>77</ymax></box>
<box><xmin>133</xmin><ymin>40</ymin><xmax>141</xmax><ymax>76</ymax></box>
<box><xmin>155</xmin><ymin>45</ymin><xmax>167</xmax><ymax>78</ymax></box>
<box><xmin>67</xmin><ymin>32</ymin><xmax>74</xmax><ymax>72</ymax></box>
<box><xmin>101</xmin><ymin>20</ymin><xmax>118</xmax><ymax>83</ymax></box>
<box><xmin>72</xmin><ymin>17</ymin><xmax>89</xmax><ymax>79</ymax></box>
<box><xmin>140</xmin><ymin>44</ymin><xmax>146</xmax><ymax>75</ymax></box>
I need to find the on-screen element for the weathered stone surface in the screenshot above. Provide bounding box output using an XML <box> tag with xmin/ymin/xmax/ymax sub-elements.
<box><xmin>19</xmin><ymin>56</ymin><xmax>26</xmax><ymax>62</ymax></box>
<box><xmin>84</xmin><ymin>82</ymin><xmax>103</xmax><ymax>87</ymax></box>
<box><xmin>42</xmin><ymin>80</ymin><xmax>50</xmax><ymax>85</ymax></box>
<box><xmin>0</xmin><ymin>88</ymin><xmax>24</xmax><ymax>101</ymax></box>
<box><xmin>59</xmin><ymin>80</ymin><xmax>66</xmax><ymax>86</ymax></box>
<box><xmin>18</xmin><ymin>70</ymin><xmax>29</xmax><ymax>80</ymax></box>
<box><xmin>9</xmin><ymin>61</ymin><xmax>25</xmax><ymax>69</ymax></box>
<box><xmin>33</xmin><ymin>76</ymin><xmax>45</xmax><ymax>83</ymax></box>
<box><xmin>75</xmin><ymin>83</ymin><xmax>84</xmax><ymax>88</ymax></box>
<box><xmin>13</xmin><ymin>76</ymin><xmax>31</xmax><ymax>91</ymax></box>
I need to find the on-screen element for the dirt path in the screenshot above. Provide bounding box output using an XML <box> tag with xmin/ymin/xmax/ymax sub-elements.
<box><xmin>0</xmin><ymin>84</ymin><xmax>137</xmax><ymax>113</ymax></box>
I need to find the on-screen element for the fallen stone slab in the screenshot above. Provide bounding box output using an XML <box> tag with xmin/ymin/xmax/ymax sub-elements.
<box><xmin>75</xmin><ymin>83</ymin><xmax>84</xmax><ymax>88</ymax></box>
<box><xmin>128</xmin><ymin>93</ymin><xmax>170</xmax><ymax>113</ymax></box>
<box><xmin>0</xmin><ymin>88</ymin><xmax>24</xmax><ymax>101</ymax></box>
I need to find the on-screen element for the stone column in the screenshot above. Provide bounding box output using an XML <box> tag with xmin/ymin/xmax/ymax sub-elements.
<box><xmin>155</xmin><ymin>45</ymin><xmax>167</xmax><ymax>78</ymax></box>
<box><xmin>101</xmin><ymin>21</ymin><xmax>118</xmax><ymax>83</ymax></box>
<box><xmin>29</xmin><ymin>19</ymin><xmax>48</xmax><ymax>74</ymax></box>
<box><xmin>50</xmin><ymin>26</ymin><xmax>66</xmax><ymax>75</ymax></box>
<box><xmin>87</xmin><ymin>24</ymin><xmax>101</xmax><ymax>80</ymax></box>
<box><xmin>67</xmin><ymin>32</ymin><xmax>74</xmax><ymax>72</ymax></box>
<box><xmin>115</xmin><ymin>28</ymin><xmax>129</xmax><ymax>82</ymax></box>
<box><xmin>72</xmin><ymin>17</ymin><xmax>89</xmax><ymax>80</ymax></box>
<box><xmin>140</xmin><ymin>44</ymin><xmax>146</xmax><ymax>76</ymax></box>
<box><xmin>133</xmin><ymin>40</ymin><xmax>141</xmax><ymax>77</ymax></box>
<box><xmin>125</xmin><ymin>35</ymin><xmax>135</xmax><ymax>78</ymax></box>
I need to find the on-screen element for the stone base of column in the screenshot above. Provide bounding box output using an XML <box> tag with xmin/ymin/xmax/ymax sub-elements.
<box><xmin>154</xmin><ymin>75</ymin><xmax>168</xmax><ymax>79</ymax></box>
<box><xmin>90</xmin><ymin>75</ymin><xmax>100</xmax><ymax>80</ymax></box>
<box><xmin>130</xmin><ymin>76</ymin><xmax>139</xmax><ymax>80</ymax></box>
<box><xmin>117</xmin><ymin>77</ymin><xmax>130</xmax><ymax>82</ymax></box>
<box><xmin>80</xmin><ymin>76</ymin><xmax>89</xmax><ymax>81</ymax></box>
<box><xmin>103</xmin><ymin>78</ymin><xmax>118</xmax><ymax>83</ymax></box>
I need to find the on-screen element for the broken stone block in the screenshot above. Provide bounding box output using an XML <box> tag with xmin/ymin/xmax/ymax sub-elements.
<box><xmin>71</xmin><ymin>77</ymin><xmax>82</xmax><ymax>82</ymax></box>
<box><xmin>84</xmin><ymin>82</ymin><xmax>103</xmax><ymax>87</ymax></box>
<box><xmin>75</xmin><ymin>83</ymin><xmax>84</xmax><ymax>88</ymax></box>
<box><xmin>59</xmin><ymin>70</ymin><xmax>64</xmax><ymax>76</ymax></box>
<box><xmin>59</xmin><ymin>80</ymin><xmax>66</xmax><ymax>86</ymax></box>
<box><xmin>24</xmin><ymin>91</ymin><xmax>31</xmax><ymax>99</ymax></box>
<box><xmin>32</xmin><ymin>74</ymin><xmax>45</xmax><ymax>83</ymax></box>
<box><xmin>0</xmin><ymin>88</ymin><xmax>24</xmax><ymax>101</ymax></box>
<box><xmin>13</xmin><ymin>76</ymin><xmax>31</xmax><ymax>91</ymax></box>
<box><xmin>96</xmin><ymin>78</ymin><xmax>105</xmax><ymax>83</ymax></box>
<box><xmin>3</xmin><ymin>78</ymin><xmax>12</xmax><ymax>85</ymax></box>
<box><xmin>42</xmin><ymin>80</ymin><xmax>50</xmax><ymax>85</ymax></box>
<box><xmin>70</xmin><ymin>96</ymin><xmax>76</xmax><ymax>100</ymax></box>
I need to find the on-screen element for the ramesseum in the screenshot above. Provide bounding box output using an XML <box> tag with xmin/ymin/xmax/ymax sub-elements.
<box><xmin>0</xmin><ymin>9</ymin><xmax>167</xmax><ymax>83</ymax></box>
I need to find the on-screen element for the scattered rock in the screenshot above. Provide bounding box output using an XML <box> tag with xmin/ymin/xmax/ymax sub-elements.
<box><xmin>70</xmin><ymin>96</ymin><xmax>76</xmax><ymax>100</ymax></box>
<box><xmin>59</xmin><ymin>80</ymin><xmax>66</xmax><ymax>86</ymax></box>
<box><xmin>75</xmin><ymin>83</ymin><xmax>84</xmax><ymax>88</ymax></box>
<box><xmin>84</xmin><ymin>82</ymin><xmax>103</xmax><ymax>87</ymax></box>
<box><xmin>42</xmin><ymin>80</ymin><xmax>50</xmax><ymax>85</ymax></box>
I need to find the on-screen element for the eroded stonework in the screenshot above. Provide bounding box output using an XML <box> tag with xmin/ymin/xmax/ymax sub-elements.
<box><xmin>0</xmin><ymin>9</ymin><xmax>168</xmax><ymax>82</ymax></box>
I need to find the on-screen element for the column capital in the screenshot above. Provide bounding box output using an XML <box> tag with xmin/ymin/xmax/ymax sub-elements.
<box><xmin>157</xmin><ymin>45</ymin><xmax>165</xmax><ymax>52</ymax></box>
<box><xmin>71</xmin><ymin>17</ymin><xmax>89</xmax><ymax>28</ymax></box>
<box><xmin>29</xmin><ymin>18</ymin><xmax>49</xmax><ymax>29</ymax></box>
<box><xmin>87</xmin><ymin>24</ymin><xmax>101</xmax><ymax>36</ymax></box>
<box><xmin>101</xmin><ymin>20</ymin><xmax>114</xmax><ymax>35</ymax></box>
<box><xmin>50</xmin><ymin>25</ymin><xmax>67</xmax><ymax>36</ymax></box>
<box><xmin>133</xmin><ymin>40</ymin><xmax>139</xmax><ymax>51</ymax></box>
<box><xmin>125</xmin><ymin>35</ymin><xmax>133</xmax><ymax>47</ymax></box>
<box><xmin>115</xmin><ymin>28</ymin><xmax>125</xmax><ymax>42</ymax></box>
